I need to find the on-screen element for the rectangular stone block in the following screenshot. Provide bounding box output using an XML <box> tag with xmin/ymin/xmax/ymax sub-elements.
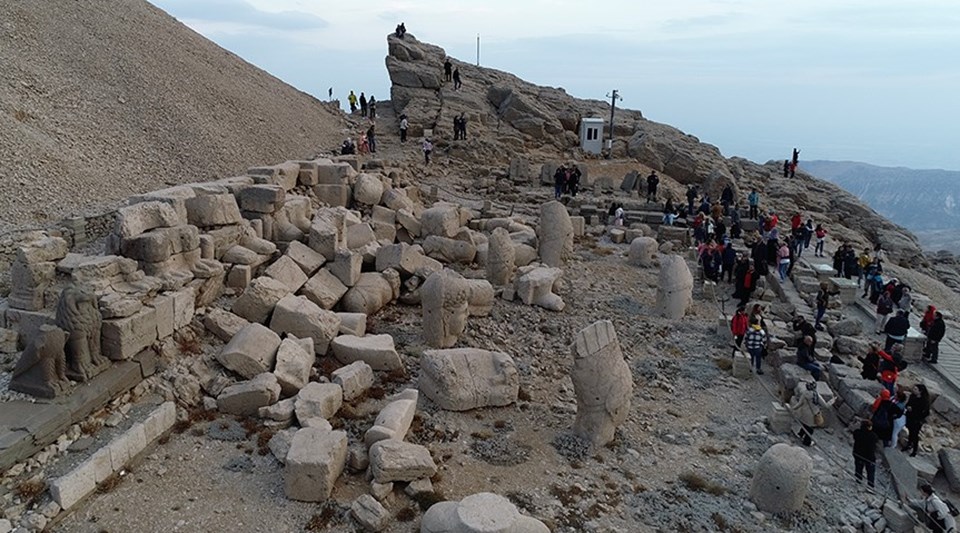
<box><xmin>102</xmin><ymin>306</ymin><xmax>158</xmax><ymax>360</ymax></box>
<box><xmin>133</xmin><ymin>348</ymin><xmax>158</xmax><ymax>378</ymax></box>
<box><xmin>238</xmin><ymin>184</ymin><xmax>285</xmax><ymax>214</ymax></box>
<box><xmin>143</xmin><ymin>402</ymin><xmax>177</xmax><ymax>442</ymax></box>
<box><xmin>284</xmin><ymin>428</ymin><xmax>348</xmax><ymax>501</ymax></box>
<box><xmin>0</xmin><ymin>429</ymin><xmax>34</xmax><ymax>471</ymax></box>
<box><xmin>149</xmin><ymin>294</ymin><xmax>175</xmax><ymax>340</ymax></box>
<box><xmin>50</xmin><ymin>461</ymin><xmax>96</xmax><ymax>510</ymax></box>
<box><xmin>227</xmin><ymin>264</ymin><xmax>253</xmax><ymax>289</ymax></box>
<box><xmin>316</xmin><ymin>163</ymin><xmax>354</xmax><ymax>185</ymax></box>
<box><xmin>171</xmin><ymin>286</ymin><xmax>196</xmax><ymax>330</ymax></box>
<box><xmin>87</xmin><ymin>447</ymin><xmax>114</xmax><ymax>483</ymax></box>
<box><xmin>313</xmin><ymin>184</ymin><xmax>351</xmax><ymax>207</ymax></box>
<box><xmin>570</xmin><ymin>216</ymin><xmax>585</xmax><ymax>237</ymax></box>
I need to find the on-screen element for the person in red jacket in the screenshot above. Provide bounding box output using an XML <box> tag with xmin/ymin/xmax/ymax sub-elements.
<box><xmin>920</xmin><ymin>305</ymin><xmax>937</xmax><ymax>333</ymax></box>
<box><xmin>731</xmin><ymin>306</ymin><xmax>749</xmax><ymax>355</ymax></box>
<box><xmin>877</xmin><ymin>347</ymin><xmax>900</xmax><ymax>394</ymax></box>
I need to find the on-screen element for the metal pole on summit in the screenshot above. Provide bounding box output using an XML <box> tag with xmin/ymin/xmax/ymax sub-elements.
<box><xmin>476</xmin><ymin>34</ymin><xmax>480</xmax><ymax>66</ymax></box>
<box><xmin>606</xmin><ymin>89</ymin><xmax>621</xmax><ymax>142</ymax></box>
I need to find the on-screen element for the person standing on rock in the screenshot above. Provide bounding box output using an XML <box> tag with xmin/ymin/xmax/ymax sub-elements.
<box><xmin>783</xmin><ymin>160</ymin><xmax>790</xmax><ymax>178</ymax></box>
<box><xmin>744</xmin><ymin>317</ymin><xmax>767</xmax><ymax>375</ymax></box>
<box><xmin>852</xmin><ymin>419</ymin><xmax>880</xmax><ymax>488</ymax></box>
<box><xmin>730</xmin><ymin>306</ymin><xmax>749</xmax><ymax>354</ymax></box>
<box><xmin>871</xmin><ymin>388</ymin><xmax>901</xmax><ymax>447</ymax></box>
<box><xmin>777</xmin><ymin>240</ymin><xmax>791</xmax><ymax>281</ymax></box>
<box><xmin>422</xmin><ymin>138</ymin><xmax>433</xmax><ymax>165</ymax></box>
<box><xmin>553</xmin><ymin>165</ymin><xmax>566</xmax><ymax>200</ymax></box>
<box><xmin>453</xmin><ymin>67</ymin><xmax>462</xmax><ymax>90</ymax></box>
<box><xmin>883</xmin><ymin>310</ymin><xmax>910</xmax><ymax>352</ymax></box>
<box><xmin>720</xmin><ymin>185</ymin><xmax>734</xmax><ymax>214</ymax></box>
<box><xmin>903</xmin><ymin>384</ymin><xmax>930</xmax><ymax>456</ymax></box>
<box><xmin>366</xmin><ymin>124</ymin><xmax>377</xmax><ymax>153</ymax></box>
<box><xmin>369</xmin><ymin>96</ymin><xmax>377</xmax><ymax>120</ymax></box>
<box><xmin>348</xmin><ymin>90</ymin><xmax>358</xmax><ymax>113</ymax></box>
<box><xmin>399</xmin><ymin>114</ymin><xmax>408</xmax><ymax>143</ymax></box>
<box><xmin>924</xmin><ymin>311</ymin><xmax>946</xmax><ymax>364</ymax></box>
<box><xmin>814</xmin><ymin>223</ymin><xmax>827</xmax><ymax>257</ymax></box>
<box><xmin>569</xmin><ymin>166</ymin><xmax>581</xmax><ymax>197</ymax></box>
<box><xmin>891</xmin><ymin>388</ymin><xmax>909</xmax><ymax>447</ymax></box>
<box><xmin>747</xmin><ymin>188</ymin><xmax>760</xmax><ymax>219</ymax></box>
<box><xmin>444</xmin><ymin>58</ymin><xmax>452</xmax><ymax>82</ymax></box>
<box><xmin>790</xmin><ymin>381</ymin><xmax>825</xmax><ymax>446</ymax></box>
<box><xmin>686</xmin><ymin>185</ymin><xmax>698</xmax><ymax>216</ymax></box>
<box><xmin>814</xmin><ymin>281</ymin><xmax>836</xmax><ymax>331</ymax></box>
<box><xmin>359</xmin><ymin>92</ymin><xmax>368</xmax><ymax>117</ymax></box>
<box><xmin>792</xmin><ymin>147</ymin><xmax>800</xmax><ymax>166</ymax></box>
<box><xmin>858</xmin><ymin>344</ymin><xmax>881</xmax><ymax>381</ymax></box>
<box><xmin>802</xmin><ymin>219</ymin><xmax>814</xmax><ymax>251</ymax></box>
<box><xmin>646</xmin><ymin>171</ymin><xmax>659</xmax><ymax>203</ymax></box>
<box><xmin>875</xmin><ymin>289</ymin><xmax>894</xmax><ymax>334</ymax></box>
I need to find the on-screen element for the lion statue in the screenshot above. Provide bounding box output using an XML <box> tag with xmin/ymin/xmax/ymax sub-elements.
<box><xmin>56</xmin><ymin>284</ymin><xmax>109</xmax><ymax>381</ymax></box>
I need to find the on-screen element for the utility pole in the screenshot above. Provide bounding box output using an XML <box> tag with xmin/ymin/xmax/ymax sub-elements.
<box><xmin>476</xmin><ymin>34</ymin><xmax>480</xmax><ymax>66</ymax></box>
<box><xmin>605</xmin><ymin>89</ymin><xmax>622</xmax><ymax>142</ymax></box>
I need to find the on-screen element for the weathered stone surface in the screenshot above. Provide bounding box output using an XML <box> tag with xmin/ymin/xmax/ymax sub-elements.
<box><xmin>285</xmin><ymin>240</ymin><xmax>326</xmax><ymax>275</ymax></box>
<box><xmin>9</xmin><ymin>325</ymin><xmax>70</xmax><ymax>399</ymax></box>
<box><xmin>101</xmin><ymin>306</ymin><xmax>158</xmax><ymax>361</ymax></box>
<box><xmin>364</xmin><ymin>390</ymin><xmax>418</xmax><ymax>447</ymax></box>
<box><xmin>56</xmin><ymin>285</ymin><xmax>109</xmax><ymax>382</ymax></box>
<box><xmin>264</xmin><ymin>255</ymin><xmax>309</xmax><ymax>293</ymax></box>
<box><xmin>231</xmin><ymin>276</ymin><xmax>291</xmax><ymax>323</ymax></box>
<box><xmin>308</xmin><ymin>208</ymin><xmax>348</xmax><ymax>260</ymax></box>
<box><xmin>270</xmin><ymin>295</ymin><xmax>340</xmax><ymax>355</ymax></box>
<box><xmin>933</xmin><ymin>393</ymin><xmax>960</xmax><ymax>425</ymax></box>
<box><xmin>340</xmin><ymin>271</ymin><xmax>399</xmax><ymax>315</ymax></box>
<box><xmin>353</xmin><ymin>173</ymin><xmax>385</xmax><ymax>205</ymax></box>
<box><xmin>939</xmin><ymin>448</ymin><xmax>960</xmax><ymax>492</ymax></box>
<box><xmin>336</xmin><ymin>312</ymin><xmax>367</xmax><ymax>336</ymax></box>
<box><xmin>515</xmin><ymin>266</ymin><xmax>564</xmax><ymax>311</ymax></box>
<box><xmin>351</xmin><ymin>493</ymin><xmax>389</xmax><ymax>531</ymax></box>
<box><xmin>464</xmin><ymin>279</ymin><xmax>494</xmax><ymax>317</ymax></box>
<box><xmin>571</xmin><ymin>321</ymin><xmax>632</xmax><ymax>447</ymax></box>
<box><xmin>627</xmin><ymin>237</ymin><xmax>658</xmax><ymax>267</ymax></box>
<box><xmin>332</xmin><ymin>360</ymin><xmax>374</xmax><ymax>401</ymax></box>
<box><xmin>300</xmin><ymin>268</ymin><xmax>349</xmax><ymax>310</ymax></box>
<box><xmin>421</xmin><ymin>203</ymin><xmax>460</xmax><ymax>238</ymax></box>
<box><xmin>330</xmin><ymin>249</ymin><xmax>362</xmax><ymax>287</ymax></box>
<box><xmin>203</xmin><ymin>308</ymin><xmax>250</xmax><ymax>342</ymax></box>
<box><xmin>259</xmin><ymin>397</ymin><xmax>296</xmax><ymax>423</ymax></box>
<box><xmin>217</xmin><ymin>323</ymin><xmax>281</xmax><ymax>379</ymax></box>
<box><xmin>537</xmin><ymin>201</ymin><xmax>573</xmax><ymax>267</ymax></box>
<box><xmin>750</xmin><ymin>443</ymin><xmax>812</xmax><ymax>513</ymax></box>
<box><xmin>283</xmin><ymin>428</ymin><xmax>348</xmax><ymax>501</ymax></box>
<box><xmin>486</xmin><ymin>227</ymin><xmax>515</xmax><ymax>286</ymax></box>
<box><xmin>828</xmin><ymin>318</ymin><xmax>863</xmax><ymax>337</ymax></box>
<box><xmin>216</xmin><ymin>373</ymin><xmax>281</xmax><ymax>415</ymax></box>
<box><xmin>419</xmin><ymin>349</ymin><xmax>518</xmax><ymax>411</ymax></box>
<box><xmin>422</xmin><ymin>270</ymin><xmax>470</xmax><ymax>348</ymax></box>
<box><xmin>295</xmin><ymin>382</ymin><xmax>343</xmax><ymax>423</ymax></box>
<box><xmin>331</xmin><ymin>334</ymin><xmax>402</xmax><ymax>371</ymax></box>
<box><xmin>184</xmin><ymin>194</ymin><xmax>243</xmax><ymax>227</ymax></box>
<box><xmin>273</xmin><ymin>337</ymin><xmax>316</xmax><ymax>397</ymax></box>
<box><xmin>368</xmin><ymin>440</ymin><xmax>437</xmax><ymax>483</ymax></box>
<box><xmin>120</xmin><ymin>225</ymin><xmax>200</xmax><ymax>263</ymax></box>
<box><xmin>115</xmin><ymin>201</ymin><xmax>185</xmax><ymax>239</ymax></box>
<box><xmin>239</xmin><ymin>184</ymin><xmax>285</xmax><ymax>213</ymax></box>
<box><xmin>423</xmin><ymin>235</ymin><xmax>476</xmax><ymax>264</ymax></box>
<box><xmin>421</xmin><ymin>492</ymin><xmax>550</xmax><ymax>533</ymax></box>
<box><xmin>654</xmin><ymin>255</ymin><xmax>693</xmax><ymax>319</ymax></box>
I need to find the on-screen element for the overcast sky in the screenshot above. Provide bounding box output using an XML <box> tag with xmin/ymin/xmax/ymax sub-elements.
<box><xmin>149</xmin><ymin>0</ymin><xmax>960</xmax><ymax>171</ymax></box>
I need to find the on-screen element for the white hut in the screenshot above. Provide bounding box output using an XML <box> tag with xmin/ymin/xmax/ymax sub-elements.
<box><xmin>579</xmin><ymin>117</ymin><xmax>604</xmax><ymax>154</ymax></box>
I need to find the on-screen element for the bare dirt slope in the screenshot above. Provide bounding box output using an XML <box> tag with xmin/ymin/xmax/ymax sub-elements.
<box><xmin>0</xmin><ymin>0</ymin><xmax>346</xmax><ymax>230</ymax></box>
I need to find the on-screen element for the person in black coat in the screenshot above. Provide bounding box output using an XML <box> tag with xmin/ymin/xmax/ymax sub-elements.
<box><xmin>903</xmin><ymin>384</ymin><xmax>931</xmax><ymax>456</ymax></box>
<box><xmin>884</xmin><ymin>311</ymin><xmax>910</xmax><ymax>352</ymax></box>
<box><xmin>924</xmin><ymin>312</ymin><xmax>946</xmax><ymax>364</ymax></box>
<box><xmin>853</xmin><ymin>419</ymin><xmax>880</xmax><ymax>487</ymax></box>
<box><xmin>858</xmin><ymin>345</ymin><xmax>881</xmax><ymax>381</ymax></box>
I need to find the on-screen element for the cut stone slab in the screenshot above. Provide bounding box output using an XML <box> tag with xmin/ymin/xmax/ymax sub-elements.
<box><xmin>231</xmin><ymin>276</ymin><xmax>291</xmax><ymax>324</ymax></box>
<box><xmin>283</xmin><ymin>428</ymin><xmax>348</xmax><ymax>502</ymax></box>
<box><xmin>939</xmin><ymin>448</ymin><xmax>960</xmax><ymax>492</ymax></box>
<box><xmin>273</xmin><ymin>337</ymin><xmax>317</xmax><ymax>397</ymax></box>
<box><xmin>300</xmin><ymin>268</ymin><xmax>349</xmax><ymax>310</ymax></box>
<box><xmin>184</xmin><ymin>194</ymin><xmax>243</xmax><ymax>227</ymax></box>
<box><xmin>368</xmin><ymin>440</ymin><xmax>437</xmax><ymax>483</ymax></box>
<box><xmin>351</xmin><ymin>494</ymin><xmax>389</xmax><ymax>532</ymax></box>
<box><xmin>419</xmin><ymin>348</ymin><xmax>518</xmax><ymax>411</ymax></box>
<box><xmin>421</xmin><ymin>492</ymin><xmax>550</xmax><ymax>533</ymax></box>
<box><xmin>330</xmin><ymin>249</ymin><xmax>362</xmax><ymax>287</ymax></box>
<box><xmin>115</xmin><ymin>201</ymin><xmax>184</xmax><ymax>239</ymax></box>
<box><xmin>330</xmin><ymin>334</ymin><xmax>403</xmax><ymax>371</ymax></box>
<box><xmin>264</xmin><ymin>255</ymin><xmax>309</xmax><ymax>293</ymax></box>
<box><xmin>216</xmin><ymin>323</ymin><xmax>281</xmax><ymax>379</ymax></box>
<box><xmin>295</xmin><ymin>382</ymin><xmax>344</xmax><ymax>423</ymax></box>
<box><xmin>336</xmin><ymin>312</ymin><xmax>367</xmax><ymax>336</ymax></box>
<box><xmin>216</xmin><ymin>373</ymin><xmax>281</xmax><ymax>416</ymax></box>
<box><xmin>364</xmin><ymin>392</ymin><xmax>417</xmax><ymax>447</ymax></box>
<box><xmin>269</xmin><ymin>295</ymin><xmax>341</xmax><ymax>355</ymax></box>
<box><xmin>203</xmin><ymin>308</ymin><xmax>250</xmax><ymax>343</ymax></box>
<box><xmin>332</xmin><ymin>361</ymin><xmax>374</xmax><ymax>401</ymax></box>
<box><xmin>285</xmin><ymin>240</ymin><xmax>326</xmax><ymax>275</ymax></box>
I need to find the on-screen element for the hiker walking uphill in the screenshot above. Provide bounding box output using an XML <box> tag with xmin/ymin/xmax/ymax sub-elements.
<box><xmin>399</xmin><ymin>114</ymin><xmax>408</xmax><ymax>143</ymax></box>
<box><xmin>453</xmin><ymin>67</ymin><xmax>461</xmax><ymax>90</ymax></box>
<box><xmin>422</xmin><ymin>138</ymin><xmax>433</xmax><ymax>165</ymax></box>
<box><xmin>744</xmin><ymin>317</ymin><xmax>767</xmax><ymax>375</ymax></box>
<box><xmin>444</xmin><ymin>58</ymin><xmax>452</xmax><ymax>82</ymax></box>
<box><xmin>368</xmin><ymin>96</ymin><xmax>377</xmax><ymax>120</ymax></box>
<box><xmin>359</xmin><ymin>92</ymin><xmax>368</xmax><ymax>117</ymax></box>
<box><xmin>646</xmin><ymin>171</ymin><xmax>659</xmax><ymax>203</ymax></box>
<box><xmin>903</xmin><ymin>384</ymin><xmax>931</xmax><ymax>456</ymax></box>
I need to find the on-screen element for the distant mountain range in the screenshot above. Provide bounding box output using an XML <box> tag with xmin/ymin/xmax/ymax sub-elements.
<box><xmin>803</xmin><ymin>160</ymin><xmax>960</xmax><ymax>254</ymax></box>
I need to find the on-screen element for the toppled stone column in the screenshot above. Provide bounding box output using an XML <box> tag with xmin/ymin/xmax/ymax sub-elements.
<box><xmin>56</xmin><ymin>285</ymin><xmax>110</xmax><ymax>382</ymax></box>
<box><xmin>749</xmin><ymin>443</ymin><xmax>813</xmax><ymax>513</ymax></box>
<box><xmin>627</xmin><ymin>237</ymin><xmax>658</xmax><ymax>267</ymax></box>
<box><xmin>571</xmin><ymin>320</ymin><xmax>632</xmax><ymax>447</ymax></box>
<box><xmin>421</xmin><ymin>492</ymin><xmax>550</xmax><ymax>533</ymax></box>
<box><xmin>421</xmin><ymin>270</ymin><xmax>470</xmax><ymax>348</ymax></box>
<box><xmin>486</xmin><ymin>227</ymin><xmax>516</xmax><ymax>286</ymax></box>
<box><xmin>9</xmin><ymin>325</ymin><xmax>70</xmax><ymax>399</ymax></box>
<box><xmin>537</xmin><ymin>201</ymin><xmax>573</xmax><ymax>267</ymax></box>
<box><xmin>654</xmin><ymin>255</ymin><xmax>693</xmax><ymax>319</ymax></box>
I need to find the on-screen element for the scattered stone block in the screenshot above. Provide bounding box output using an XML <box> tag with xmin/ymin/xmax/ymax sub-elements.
<box><xmin>184</xmin><ymin>194</ymin><xmax>243</xmax><ymax>227</ymax></box>
<box><xmin>300</xmin><ymin>268</ymin><xmax>349</xmax><ymax>310</ymax></box>
<box><xmin>332</xmin><ymin>361</ymin><xmax>375</xmax><ymax>401</ymax></box>
<box><xmin>217</xmin><ymin>323</ymin><xmax>281</xmax><ymax>379</ymax></box>
<box><xmin>295</xmin><ymin>382</ymin><xmax>343</xmax><ymax>423</ymax></box>
<box><xmin>268</xmin><ymin>428</ymin><xmax>297</xmax><ymax>464</ymax></box>
<box><xmin>264</xmin><ymin>255</ymin><xmax>309</xmax><ymax>293</ymax></box>
<box><xmin>330</xmin><ymin>249</ymin><xmax>363</xmax><ymax>287</ymax></box>
<box><xmin>259</xmin><ymin>397</ymin><xmax>296</xmax><ymax>423</ymax></box>
<box><xmin>216</xmin><ymin>373</ymin><xmax>281</xmax><ymax>416</ymax></box>
<box><xmin>933</xmin><ymin>394</ymin><xmax>960</xmax><ymax>425</ymax></box>
<box><xmin>283</xmin><ymin>428</ymin><xmax>348</xmax><ymax>501</ymax></box>
<box><xmin>285</xmin><ymin>241</ymin><xmax>326</xmax><ymax>275</ymax></box>
<box><xmin>226</xmin><ymin>264</ymin><xmax>253</xmax><ymax>288</ymax></box>
<box><xmin>101</xmin><ymin>306</ymin><xmax>158</xmax><ymax>361</ymax></box>
<box><xmin>655</xmin><ymin>255</ymin><xmax>693</xmax><ymax>319</ymax></box>
<box><xmin>203</xmin><ymin>308</ymin><xmax>250</xmax><ymax>343</ymax></box>
<box><xmin>341</xmin><ymin>271</ymin><xmax>398</xmax><ymax>315</ymax></box>
<box><xmin>336</xmin><ymin>312</ymin><xmax>367</xmax><ymax>336</ymax></box>
<box><xmin>368</xmin><ymin>440</ymin><xmax>437</xmax><ymax>483</ymax></box>
<box><xmin>419</xmin><ymin>349</ymin><xmax>518</xmax><ymax>411</ymax></box>
<box><xmin>515</xmin><ymin>266</ymin><xmax>564</xmax><ymax>311</ymax></box>
<box><xmin>882</xmin><ymin>501</ymin><xmax>914</xmax><ymax>533</ymax></box>
<box><xmin>273</xmin><ymin>337</ymin><xmax>316</xmax><ymax>397</ymax></box>
<box><xmin>352</xmin><ymin>494</ymin><xmax>389</xmax><ymax>531</ymax></box>
<box><xmin>331</xmin><ymin>334</ymin><xmax>402</xmax><ymax>371</ymax></box>
<box><xmin>420</xmin><ymin>203</ymin><xmax>460</xmax><ymax>238</ymax></box>
<box><xmin>115</xmin><ymin>201</ymin><xmax>185</xmax><ymax>239</ymax></box>
<box><xmin>269</xmin><ymin>295</ymin><xmax>340</xmax><ymax>355</ymax></box>
<box><xmin>939</xmin><ymin>448</ymin><xmax>960</xmax><ymax>492</ymax></box>
<box><xmin>733</xmin><ymin>351</ymin><xmax>752</xmax><ymax>379</ymax></box>
<box><xmin>627</xmin><ymin>237</ymin><xmax>657</xmax><ymax>267</ymax></box>
<box><xmin>364</xmin><ymin>390</ymin><xmax>418</xmax><ymax>447</ymax></box>
<box><xmin>239</xmin><ymin>184</ymin><xmax>285</xmax><ymax>213</ymax></box>
<box><xmin>421</xmin><ymin>492</ymin><xmax>550</xmax><ymax>533</ymax></box>
<box><xmin>232</xmin><ymin>276</ymin><xmax>291</xmax><ymax>323</ymax></box>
